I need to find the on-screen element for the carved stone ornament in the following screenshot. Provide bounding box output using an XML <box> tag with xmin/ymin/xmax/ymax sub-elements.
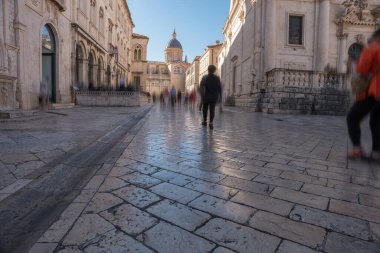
<box><xmin>339</xmin><ymin>0</ymin><xmax>376</xmax><ymax>25</ymax></box>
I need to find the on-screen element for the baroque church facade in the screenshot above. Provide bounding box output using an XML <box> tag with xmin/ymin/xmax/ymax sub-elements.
<box><xmin>131</xmin><ymin>30</ymin><xmax>189</xmax><ymax>95</ymax></box>
<box><xmin>218</xmin><ymin>0</ymin><xmax>380</xmax><ymax>115</ymax></box>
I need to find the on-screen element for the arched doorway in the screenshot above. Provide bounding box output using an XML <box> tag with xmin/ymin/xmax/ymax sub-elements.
<box><xmin>88</xmin><ymin>52</ymin><xmax>95</xmax><ymax>90</ymax></box>
<box><xmin>75</xmin><ymin>43</ymin><xmax>85</xmax><ymax>90</ymax></box>
<box><xmin>348</xmin><ymin>43</ymin><xmax>364</xmax><ymax>62</ymax></box>
<box><xmin>41</xmin><ymin>25</ymin><xmax>57</xmax><ymax>103</ymax></box>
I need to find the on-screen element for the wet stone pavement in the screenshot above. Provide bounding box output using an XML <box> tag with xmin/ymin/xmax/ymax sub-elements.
<box><xmin>0</xmin><ymin>107</ymin><xmax>146</xmax><ymax>200</ymax></box>
<box><xmin>6</xmin><ymin>105</ymin><xmax>380</xmax><ymax>252</ymax></box>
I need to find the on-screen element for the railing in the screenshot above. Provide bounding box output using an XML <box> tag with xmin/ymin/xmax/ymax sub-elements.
<box><xmin>75</xmin><ymin>91</ymin><xmax>141</xmax><ymax>96</ymax></box>
<box><xmin>266</xmin><ymin>68</ymin><xmax>345</xmax><ymax>90</ymax></box>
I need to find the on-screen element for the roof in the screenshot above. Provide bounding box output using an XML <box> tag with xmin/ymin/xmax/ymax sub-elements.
<box><xmin>132</xmin><ymin>33</ymin><xmax>149</xmax><ymax>40</ymax></box>
<box><xmin>167</xmin><ymin>39</ymin><xmax>183</xmax><ymax>49</ymax></box>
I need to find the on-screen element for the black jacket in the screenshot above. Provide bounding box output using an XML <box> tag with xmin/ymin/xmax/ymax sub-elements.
<box><xmin>200</xmin><ymin>74</ymin><xmax>222</xmax><ymax>103</ymax></box>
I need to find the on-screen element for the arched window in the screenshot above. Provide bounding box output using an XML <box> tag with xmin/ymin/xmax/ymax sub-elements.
<box><xmin>134</xmin><ymin>45</ymin><xmax>143</xmax><ymax>61</ymax></box>
<box><xmin>99</xmin><ymin>8</ymin><xmax>104</xmax><ymax>34</ymax></box>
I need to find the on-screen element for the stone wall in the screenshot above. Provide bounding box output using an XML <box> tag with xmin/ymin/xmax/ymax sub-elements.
<box><xmin>75</xmin><ymin>91</ymin><xmax>150</xmax><ymax>107</ymax></box>
<box><xmin>233</xmin><ymin>87</ymin><xmax>349</xmax><ymax>116</ymax></box>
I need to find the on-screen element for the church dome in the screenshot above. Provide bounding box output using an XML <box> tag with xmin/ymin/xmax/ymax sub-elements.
<box><xmin>167</xmin><ymin>29</ymin><xmax>183</xmax><ymax>49</ymax></box>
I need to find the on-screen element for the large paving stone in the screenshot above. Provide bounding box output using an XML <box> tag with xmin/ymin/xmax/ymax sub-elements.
<box><xmin>108</xmin><ymin>166</ymin><xmax>135</xmax><ymax>177</ymax></box>
<box><xmin>253</xmin><ymin>175</ymin><xmax>303</xmax><ymax>190</ymax></box>
<box><xmin>249</xmin><ymin>211</ymin><xmax>326</xmax><ymax>249</ymax></box>
<box><xmin>290</xmin><ymin>205</ymin><xmax>370</xmax><ymax>240</ymax></box>
<box><xmin>215</xmin><ymin>166</ymin><xmax>258</xmax><ymax>180</ymax></box>
<box><xmin>181</xmin><ymin>168</ymin><xmax>226</xmax><ymax>183</ymax></box>
<box><xmin>143</xmin><ymin>222</ymin><xmax>215</xmax><ymax>253</ymax></box>
<box><xmin>219</xmin><ymin>176</ymin><xmax>271</xmax><ymax>195</ymax></box>
<box><xmin>100</xmin><ymin>204</ymin><xmax>157</xmax><ymax>236</ymax></box>
<box><xmin>329</xmin><ymin>199</ymin><xmax>380</xmax><ymax>223</ymax></box>
<box><xmin>28</xmin><ymin>243</ymin><xmax>57</xmax><ymax>253</ymax></box>
<box><xmin>196</xmin><ymin>218</ymin><xmax>280</xmax><ymax>253</ymax></box>
<box><xmin>84</xmin><ymin>229</ymin><xmax>154</xmax><ymax>253</ymax></box>
<box><xmin>185</xmin><ymin>179</ymin><xmax>238</xmax><ymax>200</ymax></box>
<box><xmin>325</xmin><ymin>232</ymin><xmax>380</xmax><ymax>253</ymax></box>
<box><xmin>189</xmin><ymin>194</ymin><xmax>255</xmax><ymax>224</ymax></box>
<box><xmin>359</xmin><ymin>194</ymin><xmax>380</xmax><ymax>209</ymax></box>
<box><xmin>84</xmin><ymin>193</ymin><xmax>123</xmax><ymax>213</ymax></box>
<box><xmin>276</xmin><ymin>240</ymin><xmax>319</xmax><ymax>253</ymax></box>
<box><xmin>147</xmin><ymin>199</ymin><xmax>211</xmax><ymax>231</ymax></box>
<box><xmin>151</xmin><ymin>170</ymin><xmax>195</xmax><ymax>186</ymax></box>
<box><xmin>62</xmin><ymin>214</ymin><xmax>114</xmax><ymax>246</ymax></box>
<box><xmin>240</xmin><ymin>164</ymin><xmax>282</xmax><ymax>176</ymax></box>
<box><xmin>271</xmin><ymin>187</ymin><xmax>329</xmax><ymax>210</ymax></box>
<box><xmin>0</xmin><ymin>179</ymin><xmax>32</xmax><ymax>194</ymax></box>
<box><xmin>231</xmin><ymin>190</ymin><xmax>293</xmax><ymax>216</ymax></box>
<box><xmin>113</xmin><ymin>185</ymin><xmax>161</xmax><ymax>208</ymax></box>
<box><xmin>0</xmin><ymin>153</ymin><xmax>38</xmax><ymax>164</ymax></box>
<box><xmin>120</xmin><ymin>172</ymin><xmax>162</xmax><ymax>188</ymax></box>
<box><xmin>279</xmin><ymin>171</ymin><xmax>327</xmax><ymax>185</ymax></box>
<box><xmin>150</xmin><ymin>182</ymin><xmax>201</xmax><ymax>204</ymax></box>
<box><xmin>98</xmin><ymin>177</ymin><xmax>129</xmax><ymax>193</ymax></box>
<box><xmin>301</xmin><ymin>183</ymin><xmax>358</xmax><ymax>202</ymax></box>
<box><xmin>371</xmin><ymin>223</ymin><xmax>380</xmax><ymax>243</ymax></box>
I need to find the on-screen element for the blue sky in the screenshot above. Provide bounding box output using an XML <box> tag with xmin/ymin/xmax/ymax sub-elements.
<box><xmin>127</xmin><ymin>0</ymin><xmax>230</xmax><ymax>62</ymax></box>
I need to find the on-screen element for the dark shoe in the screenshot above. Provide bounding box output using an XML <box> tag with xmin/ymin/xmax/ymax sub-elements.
<box><xmin>202</xmin><ymin>122</ymin><xmax>207</xmax><ymax>127</ymax></box>
<box><xmin>209</xmin><ymin>123</ymin><xmax>214</xmax><ymax>130</ymax></box>
<box><xmin>348</xmin><ymin>147</ymin><xmax>364</xmax><ymax>160</ymax></box>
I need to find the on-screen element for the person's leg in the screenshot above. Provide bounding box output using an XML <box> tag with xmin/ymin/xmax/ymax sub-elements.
<box><xmin>370</xmin><ymin>101</ymin><xmax>380</xmax><ymax>152</ymax></box>
<box><xmin>202</xmin><ymin>101</ymin><xmax>209</xmax><ymax>125</ymax></box>
<box><xmin>347</xmin><ymin>98</ymin><xmax>375</xmax><ymax>157</ymax></box>
<box><xmin>209</xmin><ymin>102</ymin><xmax>216</xmax><ymax>129</ymax></box>
<box><xmin>209</xmin><ymin>102</ymin><xmax>216</xmax><ymax>123</ymax></box>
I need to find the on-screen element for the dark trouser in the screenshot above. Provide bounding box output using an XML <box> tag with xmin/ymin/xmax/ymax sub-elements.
<box><xmin>203</xmin><ymin>101</ymin><xmax>216</xmax><ymax>123</ymax></box>
<box><xmin>347</xmin><ymin>97</ymin><xmax>380</xmax><ymax>151</ymax></box>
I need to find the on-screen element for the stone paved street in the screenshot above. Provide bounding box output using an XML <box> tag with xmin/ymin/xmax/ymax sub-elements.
<box><xmin>0</xmin><ymin>107</ymin><xmax>147</xmax><ymax>196</ymax></box>
<box><xmin>2</xmin><ymin>105</ymin><xmax>380</xmax><ymax>253</ymax></box>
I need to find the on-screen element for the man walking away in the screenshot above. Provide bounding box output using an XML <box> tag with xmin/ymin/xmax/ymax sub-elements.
<box><xmin>200</xmin><ymin>65</ymin><xmax>222</xmax><ymax>130</ymax></box>
<box><xmin>347</xmin><ymin>28</ymin><xmax>380</xmax><ymax>161</ymax></box>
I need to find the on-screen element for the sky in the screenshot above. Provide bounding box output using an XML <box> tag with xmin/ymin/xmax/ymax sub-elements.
<box><xmin>127</xmin><ymin>0</ymin><xmax>230</xmax><ymax>62</ymax></box>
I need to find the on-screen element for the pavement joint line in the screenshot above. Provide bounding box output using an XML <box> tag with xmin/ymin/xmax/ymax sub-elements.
<box><xmin>0</xmin><ymin>106</ymin><xmax>153</xmax><ymax>253</ymax></box>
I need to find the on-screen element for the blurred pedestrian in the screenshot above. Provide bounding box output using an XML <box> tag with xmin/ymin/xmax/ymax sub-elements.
<box><xmin>177</xmin><ymin>90</ymin><xmax>182</xmax><ymax>106</ymax></box>
<box><xmin>200</xmin><ymin>65</ymin><xmax>222</xmax><ymax>130</ymax></box>
<box><xmin>347</xmin><ymin>28</ymin><xmax>380</xmax><ymax>161</ymax></box>
<box><xmin>170</xmin><ymin>86</ymin><xmax>177</xmax><ymax>107</ymax></box>
<box><xmin>39</xmin><ymin>76</ymin><xmax>49</xmax><ymax>110</ymax></box>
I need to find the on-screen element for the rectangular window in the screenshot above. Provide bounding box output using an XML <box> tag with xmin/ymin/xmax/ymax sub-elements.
<box><xmin>288</xmin><ymin>15</ymin><xmax>303</xmax><ymax>45</ymax></box>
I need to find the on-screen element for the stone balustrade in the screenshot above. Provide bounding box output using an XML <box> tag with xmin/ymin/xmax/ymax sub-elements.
<box><xmin>266</xmin><ymin>69</ymin><xmax>345</xmax><ymax>90</ymax></box>
<box><xmin>75</xmin><ymin>91</ymin><xmax>150</xmax><ymax>107</ymax></box>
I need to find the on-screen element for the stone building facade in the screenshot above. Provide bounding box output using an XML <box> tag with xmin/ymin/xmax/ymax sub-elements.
<box><xmin>130</xmin><ymin>33</ymin><xmax>149</xmax><ymax>91</ymax></box>
<box><xmin>219</xmin><ymin>0</ymin><xmax>380</xmax><ymax>115</ymax></box>
<box><xmin>199</xmin><ymin>42</ymin><xmax>223</xmax><ymax>81</ymax></box>
<box><xmin>0</xmin><ymin>0</ymin><xmax>134</xmax><ymax>110</ymax></box>
<box><xmin>144</xmin><ymin>30</ymin><xmax>190</xmax><ymax>95</ymax></box>
<box><xmin>185</xmin><ymin>56</ymin><xmax>200</xmax><ymax>92</ymax></box>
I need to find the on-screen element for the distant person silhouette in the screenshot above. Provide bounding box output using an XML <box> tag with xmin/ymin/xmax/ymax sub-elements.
<box><xmin>200</xmin><ymin>65</ymin><xmax>222</xmax><ymax>130</ymax></box>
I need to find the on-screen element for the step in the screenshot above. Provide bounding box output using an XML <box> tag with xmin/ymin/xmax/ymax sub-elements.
<box><xmin>0</xmin><ymin>110</ymin><xmax>40</xmax><ymax>119</ymax></box>
<box><xmin>50</xmin><ymin>103</ymin><xmax>75</xmax><ymax>110</ymax></box>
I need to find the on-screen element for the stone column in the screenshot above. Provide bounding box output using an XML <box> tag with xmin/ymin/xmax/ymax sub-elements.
<box><xmin>264</xmin><ymin>0</ymin><xmax>276</xmax><ymax>73</ymax></box>
<box><xmin>337</xmin><ymin>34</ymin><xmax>347</xmax><ymax>73</ymax></box>
<box><xmin>316</xmin><ymin>0</ymin><xmax>330</xmax><ymax>71</ymax></box>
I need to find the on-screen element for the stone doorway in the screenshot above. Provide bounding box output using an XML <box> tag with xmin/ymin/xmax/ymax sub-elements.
<box><xmin>41</xmin><ymin>24</ymin><xmax>57</xmax><ymax>103</ymax></box>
